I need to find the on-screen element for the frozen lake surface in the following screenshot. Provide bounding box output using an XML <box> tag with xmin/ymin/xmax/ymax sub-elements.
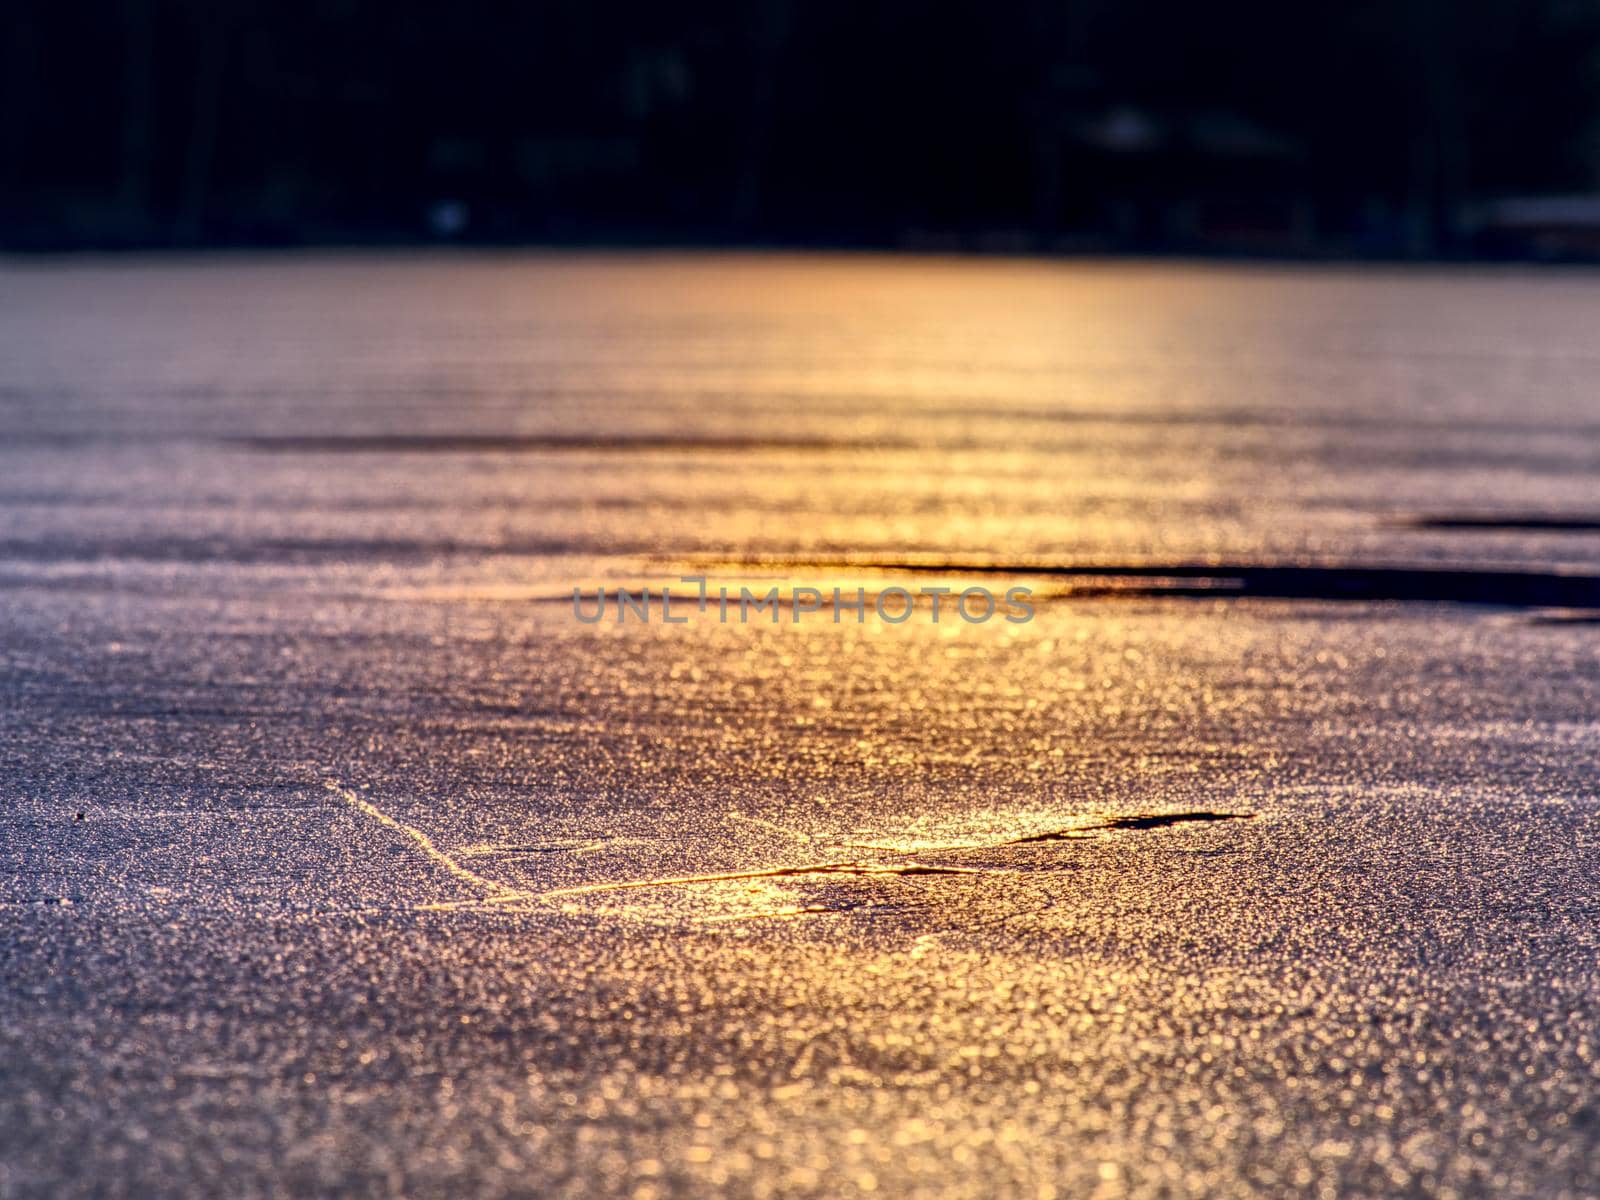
<box><xmin>2</xmin><ymin>253</ymin><xmax>1599</xmax><ymax>1197</ymax></box>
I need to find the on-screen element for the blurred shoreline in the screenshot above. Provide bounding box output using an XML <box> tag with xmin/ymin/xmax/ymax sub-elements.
<box><xmin>12</xmin><ymin>239</ymin><xmax>1600</xmax><ymax>267</ymax></box>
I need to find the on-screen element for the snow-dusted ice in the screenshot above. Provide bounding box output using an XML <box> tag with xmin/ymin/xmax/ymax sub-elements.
<box><xmin>2</xmin><ymin>254</ymin><xmax>1599</xmax><ymax>1197</ymax></box>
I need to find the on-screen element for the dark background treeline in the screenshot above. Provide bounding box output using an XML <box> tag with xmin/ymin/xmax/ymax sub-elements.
<box><xmin>5</xmin><ymin>0</ymin><xmax>1600</xmax><ymax>256</ymax></box>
